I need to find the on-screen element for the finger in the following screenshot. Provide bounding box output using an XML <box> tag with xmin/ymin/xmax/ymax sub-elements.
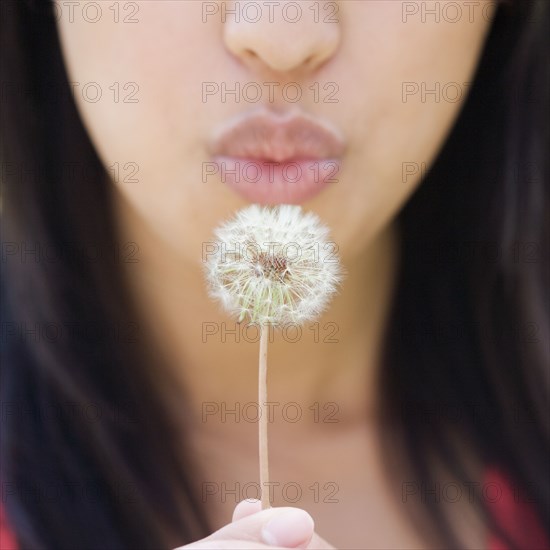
<box><xmin>176</xmin><ymin>540</ymin><xmax>289</xmax><ymax>549</ymax></box>
<box><xmin>174</xmin><ymin>531</ymin><xmax>335</xmax><ymax>550</ymax></box>
<box><xmin>230</xmin><ymin>501</ymin><xmax>334</xmax><ymax>549</ymax></box>
<box><xmin>204</xmin><ymin>506</ymin><xmax>314</xmax><ymax>548</ymax></box>
<box><xmin>232</xmin><ymin>499</ymin><xmax>263</xmax><ymax>522</ymax></box>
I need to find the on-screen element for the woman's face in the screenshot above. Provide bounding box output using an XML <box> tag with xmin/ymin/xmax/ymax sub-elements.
<box><xmin>56</xmin><ymin>1</ymin><xmax>496</xmax><ymax>264</ymax></box>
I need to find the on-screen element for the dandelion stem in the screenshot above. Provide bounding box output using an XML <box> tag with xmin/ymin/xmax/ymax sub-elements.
<box><xmin>258</xmin><ymin>322</ymin><xmax>270</xmax><ymax>509</ymax></box>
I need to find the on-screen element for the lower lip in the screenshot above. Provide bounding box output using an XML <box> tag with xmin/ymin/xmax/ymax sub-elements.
<box><xmin>210</xmin><ymin>156</ymin><xmax>341</xmax><ymax>205</ymax></box>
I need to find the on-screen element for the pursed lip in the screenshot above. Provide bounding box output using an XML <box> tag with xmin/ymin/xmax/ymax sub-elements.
<box><xmin>209</xmin><ymin>109</ymin><xmax>346</xmax><ymax>161</ymax></box>
<box><xmin>208</xmin><ymin>110</ymin><xmax>346</xmax><ymax>204</ymax></box>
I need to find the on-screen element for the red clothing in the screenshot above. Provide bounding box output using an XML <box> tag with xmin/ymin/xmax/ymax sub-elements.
<box><xmin>485</xmin><ymin>467</ymin><xmax>549</xmax><ymax>550</ymax></box>
<box><xmin>1</xmin><ymin>469</ymin><xmax>548</xmax><ymax>549</ymax></box>
<box><xmin>0</xmin><ymin>504</ymin><xmax>17</xmax><ymax>550</ymax></box>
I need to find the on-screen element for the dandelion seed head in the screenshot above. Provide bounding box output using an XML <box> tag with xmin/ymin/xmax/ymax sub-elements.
<box><xmin>204</xmin><ymin>205</ymin><xmax>343</xmax><ymax>325</ymax></box>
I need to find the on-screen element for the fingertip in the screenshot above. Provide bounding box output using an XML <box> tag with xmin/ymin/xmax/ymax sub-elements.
<box><xmin>232</xmin><ymin>498</ymin><xmax>262</xmax><ymax>522</ymax></box>
<box><xmin>261</xmin><ymin>508</ymin><xmax>315</xmax><ymax>548</ymax></box>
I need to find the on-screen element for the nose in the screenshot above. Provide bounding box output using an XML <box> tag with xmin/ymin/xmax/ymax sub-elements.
<box><xmin>223</xmin><ymin>0</ymin><xmax>341</xmax><ymax>74</ymax></box>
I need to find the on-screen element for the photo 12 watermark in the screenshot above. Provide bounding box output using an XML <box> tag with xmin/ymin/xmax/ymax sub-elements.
<box><xmin>2</xmin><ymin>480</ymin><xmax>138</xmax><ymax>505</ymax></box>
<box><xmin>202</xmin><ymin>81</ymin><xmax>339</xmax><ymax>104</ymax></box>
<box><xmin>202</xmin><ymin>159</ymin><xmax>339</xmax><ymax>186</ymax></box>
<box><xmin>0</xmin><ymin>81</ymin><xmax>139</xmax><ymax>105</ymax></box>
<box><xmin>201</xmin><ymin>401</ymin><xmax>340</xmax><ymax>424</ymax></box>
<box><xmin>1</xmin><ymin>320</ymin><xmax>140</xmax><ymax>345</ymax></box>
<box><xmin>202</xmin><ymin>240</ymin><xmax>340</xmax><ymax>264</ymax></box>
<box><xmin>1</xmin><ymin>400</ymin><xmax>141</xmax><ymax>426</ymax></box>
<box><xmin>202</xmin><ymin>480</ymin><xmax>340</xmax><ymax>504</ymax></box>
<box><xmin>202</xmin><ymin>1</ymin><xmax>339</xmax><ymax>24</ymax></box>
<box><xmin>402</xmin><ymin>479</ymin><xmax>538</xmax><ymax>505</ymax></box>
<box><xmin>1</xmin><ymin>241</ymin><xmax>140</xmax><ymax>265</ymax></box>
<box><xmin>400</xmin><ymin>400</ymin><xmax>540</xmax><ymax>427</ymax></box>
<box><xmin>51</xmin><ymin>1</ymin><xmax>140</xmax><ymax>24</ymax></box>
<box><xmin>201</xmin><ymin>321</ymin><xmax>339</xmax><ymax>344</ymax></box>
<box><xmin>401</xmin><ymin>2</ymin><xmax>498</xmax><ymax>24</ymax></box>
<box><xmin>402</xmin><ymin>81</ymin><xmax>471</xmax><ymax>103</ymax></box>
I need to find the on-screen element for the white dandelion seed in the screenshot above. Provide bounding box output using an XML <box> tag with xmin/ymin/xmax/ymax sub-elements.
<box><xmin>204</xmin><ymin>204</ymin><xmax>343</xmax><ymax>326</ymax></box>
<box><xmin>203</xmin><ymin>204</ymin><xmax>343</xmax><ymax>510</ymax></box>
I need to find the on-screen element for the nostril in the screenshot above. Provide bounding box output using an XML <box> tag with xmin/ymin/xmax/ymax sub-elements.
<box><xmin>224</xmin><ymin>23</ymin><xmax>340</xmax><ymax>75</ymax></box>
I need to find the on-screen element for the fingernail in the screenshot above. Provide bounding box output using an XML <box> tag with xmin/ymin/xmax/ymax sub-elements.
<box><xmin>261</xmin><ymin>509</ymin><xmax>314</xmax><ymax>548</ymax></box>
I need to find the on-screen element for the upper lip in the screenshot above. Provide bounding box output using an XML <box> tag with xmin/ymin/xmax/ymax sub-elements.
<box><xmin>209</xmin><ymin>110</ymin><xmax>346</xmax><ymax>162</ymax></box>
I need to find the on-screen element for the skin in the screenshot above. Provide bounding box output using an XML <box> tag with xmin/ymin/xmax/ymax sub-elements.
<box><xmin>55</xmin><ymin>1</ymin><xmax>497</xmax><ymax>548</ymax></box>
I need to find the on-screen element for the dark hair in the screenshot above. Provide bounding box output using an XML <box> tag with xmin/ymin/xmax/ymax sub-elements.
<box><xmin>1</xmin><ymin>1</ymin><xmax>548</xmax><ymax>549</ymax></box>
<box><xmin>380</xmin><ymin>1</ymin><xmax>549</xmax><ymax>547</ymax></box>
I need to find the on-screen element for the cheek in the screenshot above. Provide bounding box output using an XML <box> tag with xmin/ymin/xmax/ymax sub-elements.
<box><xmin>317</xmin><ymin>1</ymin><xmax>495</xmax><ymax>256</ymax></box>
<box><xmin>56</xmin><ymin>2</ymin><xmax>227</xmax><ymax>251</ymax></box>
<box><xmin>55</xmin><ymin>1</ymin><xmax>210</xmax><ymax>166</ymax></box>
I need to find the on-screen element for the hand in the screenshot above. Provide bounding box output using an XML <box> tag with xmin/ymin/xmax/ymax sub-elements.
<box><xmin>174</xmin><ymin>499</ymin><xmax>335</xmax><ymax>549</ymax></box>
